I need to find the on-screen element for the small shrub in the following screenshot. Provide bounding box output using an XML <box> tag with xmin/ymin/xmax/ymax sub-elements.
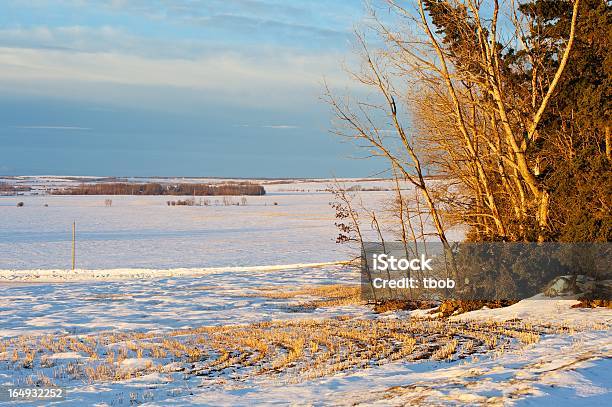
<box><xmin>572</xmin><ymin>299</ymin><xmax>612</xmax><ymax>309</ymax></box>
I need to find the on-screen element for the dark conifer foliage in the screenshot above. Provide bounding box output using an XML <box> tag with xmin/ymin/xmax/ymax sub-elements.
<box><xmin>423</xmin><ymin>0</ymin><xmax>610</xmax><ymax>241</ymax></box>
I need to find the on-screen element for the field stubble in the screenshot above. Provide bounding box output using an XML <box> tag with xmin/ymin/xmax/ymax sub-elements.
<box><xmin>0</xmin><ymin>316</ymin><xmax>589</xmax><ymax>389</ymax></box>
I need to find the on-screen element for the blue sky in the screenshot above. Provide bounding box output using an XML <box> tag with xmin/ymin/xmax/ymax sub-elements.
<box><xmin>0</xmin><ymin>0</ymin><xmax>385</xmax><ymax>177</ymax></box>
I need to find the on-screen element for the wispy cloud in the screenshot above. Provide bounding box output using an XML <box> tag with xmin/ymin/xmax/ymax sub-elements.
<box><xmin>0</xmin><ymin>0</ymin><xmax>366</xmax><ymax>112</ymax></box>
<box><xmin>99</xmin><ymin>0</ymin><xmax>358</xmax><ymax>48</ymax></box>
<box><xmin>235</xmin><ymin>124</ymin><xmax>299</xmax><ymax>129</ymax></box>
<box><xmin>0</xmin><ymin>46</ymin><xmax>356</xmax><ymax>109</ymax></box>
<box><xmin>0</xmin><ymin>1</ymin><xmax>358</xmax><ymax>57</ymax></box>
<box><xmin>183</xmin><ymin>14</ymin><xmax>351</xmax><ymax>46</ymax></box>
<box><xmin>13</xmin><ymin>125</ymin><xmax>91</xmax><ymax>130</ymax></box>
<box><xmin>0</xmin><ymin>25</ymin><xmax>218</xmax><ymax>59</ymax></box>
<box><xmin>262</xmin><ymin>125</ymin><xmax>299</xmax><ymax>129</ymax></box>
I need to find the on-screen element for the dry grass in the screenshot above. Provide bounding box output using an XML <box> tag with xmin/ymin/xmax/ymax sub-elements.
<box><xmin>0</xmin><ymin>316</ymin><xmax>586</xmax><ymax>388</ymax></box>
<box><xmin>249</xmin><ymin>284</ymin><xmax>363</xmax><ymax>309</ymax></box>
<box><xmin>432</xmin><ymin>339</ymin><xmax>458</xmax><ymax>360</ymax></box>
<box><xmin>373</xmin><ymin>300</ymin><xmax>439</xmax><ymax>313</ymax></box>
<box><xmin>254</xmin><ymin>284</ymin><xmax>359</xmax><ymax>299</ymax></box>
<box><xmin>572</xmin><ymin>299</ymin><xmax>612</xmax><ymax>309</ymax></box>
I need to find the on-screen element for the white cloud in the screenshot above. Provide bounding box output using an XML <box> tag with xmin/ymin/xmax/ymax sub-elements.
<box><xmin>0</xmin><ymin>25</ymin><xmax>129</xmax><ymax>53</ymax></box>
<box><xmin>235</xmin><ymin>124</ymin><xmax>299</xmax><ymax>129</ymax></box>
<box><xmin>13</xmin><ymin>125</ymin><xmax>91</xmax><ymax>130</ymax></box>
<box><xmin>0</xmin><ymin>45</ymin><xmax>356</xmax><ymax>108</ymax></box>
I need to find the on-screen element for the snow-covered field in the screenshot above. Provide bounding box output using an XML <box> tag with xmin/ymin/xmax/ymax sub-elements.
<box><xmin>0</xmin><ymin>191</ymin><xmax>347</xmax><ymax>270</ymax></box>
<box><xmin>1</xmin><ymin>278</ymin><xmax>609</xmax><ymax>406</ymax></box>
<box><xmin>0</xmin><ymin>265</ymin><xmax>360</xmax><ymax>337</ymax></box>
<box><xmin>0</xmin><ymin>178</ymin><xmax>609</xmax><ymax>406</ymax></box>
<box><xmin>1</xmin><ymin>177</ymin><xmax>436</xmax><ymax>270</ymax></box>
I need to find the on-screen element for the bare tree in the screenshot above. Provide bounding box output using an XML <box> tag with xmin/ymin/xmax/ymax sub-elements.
<box><xmin>331</xmin><ymin>0</ymin><xmax>582</xmax><ymax>242</ymax></box>
<box><xmin>324</xmin><ymin>33</ymin><xmax>450</xmax><ymax>247</ymax></box>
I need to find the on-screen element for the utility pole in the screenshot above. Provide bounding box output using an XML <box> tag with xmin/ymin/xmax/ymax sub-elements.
<box><xmin>72</xmin><ymin>221</ymin><xmax>76</xmax><ymax>271</ymax></box>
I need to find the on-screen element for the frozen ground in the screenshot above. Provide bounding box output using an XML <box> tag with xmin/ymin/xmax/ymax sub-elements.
<box><xmin>0</xmin><ymin>265</ymin><xmax>360</xmax><ymax>338</ymax></box>
<box><xmin>0</xmin><ymin>192</ymin><xmax>350</xmax><ymax>270</ymax></box>
<box><xmin>1</xmin><ymin>178</ymin><xmax>455</xmax><ymax>270</ymax></box>
<box><xmin>0</xmin><ymin>283</ymin><xmax>609</xmax><ymax>406</ymax></box>
<box><xmin>0</xmin><ymin>178</ymin><xmax>609</xmax><ymax>406</ymax></box>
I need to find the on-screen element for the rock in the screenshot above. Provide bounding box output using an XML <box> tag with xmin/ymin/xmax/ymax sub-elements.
<box><xmin>543</xmin><ymin>276</ymin><xmax>580</xmax><ymax>297</ymax></box>
<box><xmin>543</xmin><ymin>275</ymin><xmax>611</xmax><ymax>298</ymax></box>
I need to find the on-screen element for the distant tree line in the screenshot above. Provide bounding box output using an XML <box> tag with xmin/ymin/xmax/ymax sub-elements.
<box><xmin>0</xmin><ymin>183</ymin><xmax>31</xmax><ymax>195</ymax></box>
<box><xmin>52</xmin><ymin>182</ymin><xmax>266</xmax><ymax>196</ymax></box>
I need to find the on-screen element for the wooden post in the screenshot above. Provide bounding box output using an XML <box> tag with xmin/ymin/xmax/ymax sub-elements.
<box><xmin>72</xmin><ymin>221</ymin><xmax>76</xmax><ymax>271</ymax></box>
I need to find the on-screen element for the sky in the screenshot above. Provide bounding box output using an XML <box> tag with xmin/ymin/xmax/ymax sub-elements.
<box><xmin>0</xmin><ymin>0</ymin><xmax>385</xmax><ymax>178</ymax></box>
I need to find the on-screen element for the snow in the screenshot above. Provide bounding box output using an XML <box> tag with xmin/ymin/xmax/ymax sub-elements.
<box><xmin>0</xmin><ymin>262</ymin><xmax>348</xmax><ymax>283</ymax></box>
<box><xmin>159</xmin><ymin>300</ymin><xmax>610</xmax><ymax>407</ymax></box>
<box><xmin>0</xmin><ymin>193</ymin><xmax>351</xmax><ymax>269</ymax></box>
<box><xmin>0</xmin><ymin>178</ymin><xmax>608</xmax><ymax>406</ymax></box>
<box><xmin>159</xmin><ymin>328</ymin><xmax>610</xmax><ymax>407</ymax></box>
<box><xmin>48</xmin><ymin>352</ymin><xmax>85</xmax><ymax>360</ymax></box>
<box><xmin>119</xmin><ymin>358</ymin><xmax>153</xmax><ymax>371</ymax></box>
<box><xmin>1</xmin><ymin>270</ymin><xmax>609</xmax><ymax>406</ymax></box>
<box><xmin>452</xmin><ymin>294</ymin><xmax>612</xmax><ymax>328</ymax></box>
<box><xmin>0</xmin><ymin>177</ymin><xmax>463</xmax><ymax>270</ymax></box>
<box><xmin>0</xmin><ymin>265</ymin><xmax>363</xmax><ymax>337</ymax></box>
